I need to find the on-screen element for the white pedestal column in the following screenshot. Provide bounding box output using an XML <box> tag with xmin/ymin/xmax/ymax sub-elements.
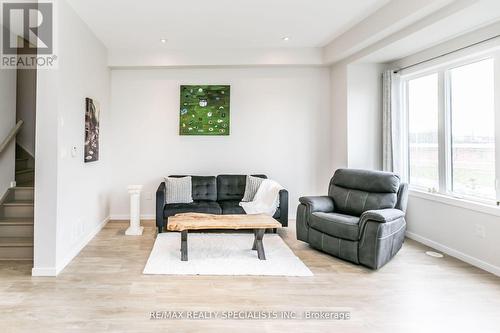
<box><xmin>126</xmin><ymin>185</ymin><xmax>144</xmax><ymax>236</ymax></box>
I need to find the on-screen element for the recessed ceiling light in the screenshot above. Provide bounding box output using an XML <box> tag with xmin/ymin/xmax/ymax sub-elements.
<box><xmin>282</xmin><ymin>36</ymin><xmax>290</xmax><ymax>41</ymax></box>
<box><xmin>160</xmin><ymin>38</ymin><xmax>167</xmax><ymax>44</ymax></box>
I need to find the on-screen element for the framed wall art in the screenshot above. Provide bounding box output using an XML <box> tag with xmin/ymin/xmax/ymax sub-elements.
<box><xmin>179</xmin><ymin>85</ymin><xmax>230</xmax><ymax>136</ymax></box>
<box><xmin>84</xmin><ymin>97</ymin><xmax>100</xmax><ymax>162</ymax></box>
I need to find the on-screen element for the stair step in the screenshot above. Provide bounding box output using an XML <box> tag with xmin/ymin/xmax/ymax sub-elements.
<box><xmin>1</xmin><ymin>204</ymin><xmax>34</xmax><ymax>218</ymax></box>
<box><xmin>10</xmin><ymin>187</ymin><xmax>34</xmax><ymax>201</ymax></box>
<box><xmin>0</xmin><ymin>237</ymin><xmax>33</xmax><ymax>247</ymax></box>
<box><xmin>15</xmin><ymin>170</ymin><xmax>35</xmax><ymax>185</ymax></box>
<box><xmin>3</xmin><ymin>200</ymin><xmax>34</xmax><ymax>206</ymax></box>
<box><xmin>16</xmin><ymin>165</ymin><xmax>28</xmax><ymax>172</ymax></box>
<box><xmin>16</xmin><ymin>181</ymin><xmax>34</xmax><ymax>187</ymax></box>
<box><xmin>15</xmin><ymin>168</ymin><xmax>35</xmax><ymax>175</ymax></box>
<box><xmin>0</xmin><ymin>237</ymin><xmax>33</xmax><ymax>260</ymax></box>
<box><xmin>0</xmin><ymin>217</ymin><xmax>33</xmax><ymax>225</ymax></box>
<box><xmin>0</xmin><ymin>189</ymin><xmax>35</xmax><ymax>237</ymax></box>
<box><xmin>0</xmin><ymin>220</ymin><xmax>33</xmax><ymax>237</ymax></box>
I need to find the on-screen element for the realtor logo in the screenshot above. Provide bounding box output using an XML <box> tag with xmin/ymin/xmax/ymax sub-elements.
<box><xmin>1</xmin><ymin>0</ymin><xmax>57</xmax><ymax>68</ymax></box>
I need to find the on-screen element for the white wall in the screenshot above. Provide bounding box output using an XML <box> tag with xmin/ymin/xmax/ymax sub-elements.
<box><xmin>0</xmin><ymin>69</ymin><xmax>17</xmax><ymax>198</ymax></box>
<box><xmin>406</xmin><ymin>196</ymin><xmax>500</xmax><ymax>275</ymax></box>
<box><xmin>391</xmin><ymin>26</ymin><xmax>500</xmax><ymax>276</ymax></box>
<box><xmin>327</xmin><ymin>21</ymin><xmax>500</xmax><ymax>276</ymax></box>
<box><xmin>16</xmin><ymin>68</ymin><xmax>36</xmax><ymax>156</ymax></box>
<box><xmin>55</xmin><ymin>0</ymin><xmax>111</xmax><ymax>272</ymax></box>
<box><xmin>34</xmin><ymin>67</ymin><xmax>58</xmax><ymax>272</ymax></box>
<box><xmin>330</xmin><ymin>63</ymin><xmax>349</xmax><ymax>171</ymax></box>
<box><xmin>33</xmin><ymin>0</ymin><xmax>111</xmax><ymax>276</ymax></box>
<box><xmin>109</xmin><ymin>48</ymin><xmax>323</xmax><ymax>68</ymax></box>
<box><xmin>108</xmin><ymin>67</ymin><xmax>331</xmax><ymax>218</ymax></box>
<box><xmin>347</xmin><ymin>63</ymin><xmax>386</xmax><ymax>170</ymax></box>
<box><xmin>329</xmin><ymin>61</ymin><xmax>387</xmax><ymax>172</ymax></box>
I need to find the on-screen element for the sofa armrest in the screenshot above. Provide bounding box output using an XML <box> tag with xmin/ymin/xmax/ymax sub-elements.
<box><xmin>298</xmin><ymin>196</ymin><xmax>334</xmax><ymax>213</ymax></box>
<box><xmin>361</xmin><ymin>208</ymin><xmax>405</xmax><ymax>223</ymax></box>
<box><xmin>156</xmin><ymin>182</ymin><xmax>166</xmax><ymax>232</ymax></box>
<box><xmin>278</xmin><ymin>189</ymin><xmax>289</xmax><ymax>227</ymax></box>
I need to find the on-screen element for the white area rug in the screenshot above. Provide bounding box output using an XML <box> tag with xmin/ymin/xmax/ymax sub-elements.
<box><xmin>143</xmin><ymin>233</ymin><xmax>313</xmax><ymax>276</ymax></box>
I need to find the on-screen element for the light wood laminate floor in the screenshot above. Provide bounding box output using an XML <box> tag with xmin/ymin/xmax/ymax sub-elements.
<box><xmin>1</xmin><ymin>220</ymin><xmax>499</xmax><ymax>333</ymax></box>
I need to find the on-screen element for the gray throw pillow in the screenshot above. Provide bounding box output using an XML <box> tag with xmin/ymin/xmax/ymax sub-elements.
<box><xmin>164</xmin><ymin>176</ymin><xmax>193</xmax><ymax>204</ymax></box>
<box><xmin>242</xmin><ymin>175</ymin><xmax>265</xmax><ymax>202</ymax></box>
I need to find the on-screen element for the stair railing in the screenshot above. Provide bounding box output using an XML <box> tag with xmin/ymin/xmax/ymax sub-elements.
<box><xmin>0</xmin><ymin>120</ymin><xmax>24</xmax><ymax>156</ymax></box>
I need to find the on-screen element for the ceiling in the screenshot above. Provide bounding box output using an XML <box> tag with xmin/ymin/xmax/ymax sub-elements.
<box><xmin>66</xmin><ymin>0</ymin><xmax>390</xmax><ymax>50</ymax></box>
<box><xmin>359</xmin><ymin>0</ymin><xmax>500</xmax><ymax>63</ymax></box>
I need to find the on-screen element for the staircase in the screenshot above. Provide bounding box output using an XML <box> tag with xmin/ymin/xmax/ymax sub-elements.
<box><xmin>15</xmin><ymin>145</ymin><xmax>35</xmax><ymax>187</ymax></box>
<box><xmin>0</xmin><ymin>145</ymin><xmax>34</xmax><ymax>260</ymax></box>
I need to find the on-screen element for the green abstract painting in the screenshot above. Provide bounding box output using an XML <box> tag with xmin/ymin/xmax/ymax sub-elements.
<box><xmin>179</xmin><ymin>85</ymin><xmax>230</xmax><ymax>136</ymax></box>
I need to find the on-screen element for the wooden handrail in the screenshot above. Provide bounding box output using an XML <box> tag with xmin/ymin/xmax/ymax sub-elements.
<box><xmin>0</xmin><ymin>120</ymin><xmax>24</xmax><ymax>156</ymax></box>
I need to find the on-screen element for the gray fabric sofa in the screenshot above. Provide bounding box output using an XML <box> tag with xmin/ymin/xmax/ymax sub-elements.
<box><xmin>296</xmin><ymin>169</ymin><xmax>408</xmax><ymax>269</ymax></box>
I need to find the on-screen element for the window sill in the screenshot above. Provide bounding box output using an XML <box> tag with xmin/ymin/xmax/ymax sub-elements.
<box><xmin>409</xmin><ymin>189</ymin><xmax>500</xmax><ymax>217</ymax></box>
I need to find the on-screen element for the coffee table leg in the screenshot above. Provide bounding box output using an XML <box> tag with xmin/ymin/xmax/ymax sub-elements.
<box><xmin>252</xmin><ymin>229</ymin><xmax>258</xmax><ymax>250</ymax></box>
<box><xmin>181</xmin><ymin>230</ymin><xmax>188</xmax><ymax>261</ymax></box>
<box><xmin>253</xmin><ymin>229</ymin><xmax>266</xmax><ymax>260</ymax></box>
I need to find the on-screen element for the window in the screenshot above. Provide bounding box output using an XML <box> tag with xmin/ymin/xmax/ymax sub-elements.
<box><xmin>403</xmin><ymin>53</ymin><xmax>499</xmax><ymax>204</ymax></box>
<box><xmin>407</xmin><ymin>73</ymin><xmax>439</xmax><ymax>190</ymax></box>
<box><xmin>449</xmin><ymin>59</ymin><xmax>495</xmax><ymax>199</ymax></box>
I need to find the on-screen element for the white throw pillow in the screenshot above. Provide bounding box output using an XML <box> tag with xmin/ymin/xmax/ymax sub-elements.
<box><xmin>242</xmin><ymin>175</ymin><xmax>265</xmax><ymax>202</ymax></box>
<box><xmin>164</xmin><ymin>176</ymin><xmax>193</xmax><ymax>204</ymax></box>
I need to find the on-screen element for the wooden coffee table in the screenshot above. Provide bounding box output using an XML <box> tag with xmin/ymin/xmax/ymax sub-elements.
<box><xmin>166</xmin><ymin>213</ymin><xmax>282</xmax><ymax>261</ymax></box>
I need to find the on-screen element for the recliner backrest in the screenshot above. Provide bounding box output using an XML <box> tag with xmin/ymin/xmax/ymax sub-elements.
<box><xmin>328</xmin><ymin>169</ymin><xmax>400</xmax><ymax>217</ymax></box>
<box><xmin>217</xmin><ymin>174</ymin><xmax>267</xmax><ymax>201</ymax></box>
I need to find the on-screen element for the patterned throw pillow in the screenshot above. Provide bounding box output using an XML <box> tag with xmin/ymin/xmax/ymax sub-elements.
<box><xmin>164</xmin><ymin>176</ymin><xmax>193</xmax><ymax>204</ymax></box>
<box><xmin>242</xmin><ymin>175</ymin><xmax>265</xmax><ymax>202</ymax></box>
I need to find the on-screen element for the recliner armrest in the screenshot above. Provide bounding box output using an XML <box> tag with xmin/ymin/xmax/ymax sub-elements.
<box><xmin>358</xmin><ymin>208</ymin><xmax>405</xmax><ymax>239</ymax></box>
<box><xmin>299</xmin><ymin>196</ymin><xmax>334</xmax><ymax>213</ymax></box>
<box><xmin>361</xmin><ymin>208</ymin><xmax>405</xmax><ymax>223</ymax></box>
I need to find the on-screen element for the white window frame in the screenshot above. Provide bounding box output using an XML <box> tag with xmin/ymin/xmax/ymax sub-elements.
<box><xmin>401</xmin><ymin>49</ymin><xmax>500</xmax><ymax>207</ymax></box>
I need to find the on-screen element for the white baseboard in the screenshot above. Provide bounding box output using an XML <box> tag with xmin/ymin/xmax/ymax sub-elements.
<box><xmin>109</xmin><ymin>214</ymin><xmax>155</xmax><ymax>220</ymax></box>
<box><xmin>32</xmin><ymin>267</ymin><xmax>58</xmax><ymax>276</ymax></box>
<box><xmin>56</xmin><ymin>217</ymin><xmax>110</xmax><ymax>275</ymax></box>
<box><xmin>406</xmin><ymin>231</ymin><xmax>500</xmax><ymax>277</ymax></box>
<box><xmin>32</xmin><ymin>216</ymin><xmax>110</xmax><ymax>277</ymax></box>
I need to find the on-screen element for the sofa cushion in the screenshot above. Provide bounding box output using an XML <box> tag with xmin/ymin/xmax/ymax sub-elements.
<box><xmin>219</xmin><ymin>200</ymin><xmax>281</xmax><ymax>219</ymax></box>
<box><xmin>164</xmin><ymin>201</ymin><xmax>221</xmax><ymax>218</ymax></box>
<box><xmin>169</xmin><ymin>175</ymin><xmax>217</xmax><ymax>201</ymax></box>
<box><xmin>310</xmin><ymin>212</ymin><xmax>360</xmax><ymax>241</ymax></box>
<box><xmin>242</xmin><ymin>175</ymin><xmax>265</xmax><ymax>202</ymax></box>
<box><xmin>217</xmin><ymin>174</ymin><xmax>266</xmax><ymax>201</ymax></box>
<box><xmin>191</xmin><ymin>176</ymin><xmax>217</xmax><ymax>201</ymax></box>
<box><xmin>164</xmin><ymin>176</ymin><xmax>193</xmax><ymax>204</ymax></box>
<box><xmin>219</xmin><ymin>201</ymin><xmax>245</xmax><ymax>215</ymax></box>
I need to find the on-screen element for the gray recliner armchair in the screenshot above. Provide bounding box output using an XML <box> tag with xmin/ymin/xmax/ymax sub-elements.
<box><xmin>296</xmin><ymin>169</ymin><xmax>409</xmax><ymax>269</ymax></box>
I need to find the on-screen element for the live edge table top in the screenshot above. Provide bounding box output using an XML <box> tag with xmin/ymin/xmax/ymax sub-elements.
<box><xmin>167</xmin><ymin>213</ymin><xmax>282</xmax><ymax>232</ymax></box>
